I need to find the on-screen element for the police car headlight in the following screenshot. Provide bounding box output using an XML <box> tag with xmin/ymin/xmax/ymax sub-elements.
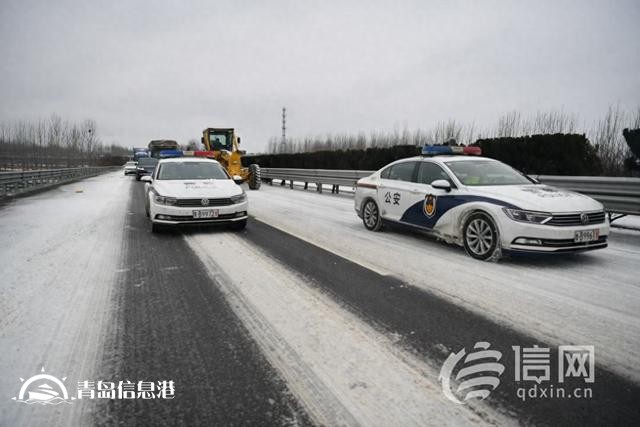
<box><xmin>503</xmin><ymin>208</ymin><xmax>552</xmax><ymax>224</ymax></box>
<box><xmin>230</xmin><ymin>192</ymin><xmax>247</xmax><ymax>204</ymax></box>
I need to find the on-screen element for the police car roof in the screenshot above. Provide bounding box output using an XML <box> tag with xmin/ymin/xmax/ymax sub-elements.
<box><xmin>400</xmin><ymin>155</ymin><xmax>494</xmax><ymax>163</ymax></box>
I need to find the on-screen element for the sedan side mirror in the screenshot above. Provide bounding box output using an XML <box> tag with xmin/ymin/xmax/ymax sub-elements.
<box><xmin>431</xmin><ymin>179</ymin><xmax>451</xmax><ymax>192</ymax></box>
<box><xmin>141</xmin><ymin>176</ymin><xmax>152</xmax><ymax>183</ymax></box>
<box><xmin>232</xmin><ymin>175</ymin><xmax>244</xmax><ymax>185</ymax></box>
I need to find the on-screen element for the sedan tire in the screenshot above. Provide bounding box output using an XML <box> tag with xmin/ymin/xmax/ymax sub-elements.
<box><xmin>463</xmin><ymin>212</ymin><xmax>500</xmax><ymax>261</ymax></box>
<box><xmin>362</xmin><ymin>200</ymin><xmax>383</xmax><ymax>232</ymax></box>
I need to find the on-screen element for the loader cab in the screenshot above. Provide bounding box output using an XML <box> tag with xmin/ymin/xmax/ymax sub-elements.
<box><xmin>202</xmin><ymin>128</ymin><xmax>236</xmax><ymax>152</ymax></box>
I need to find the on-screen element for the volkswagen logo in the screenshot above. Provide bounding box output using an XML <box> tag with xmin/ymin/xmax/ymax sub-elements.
<box><xmin>580</xmin><ymin>212</ymin><xmax>589</xmax><ymax>225</ymax></box>
<box><xmin>201</xmin><ymin>198</ymin><xmax>210</xmax><ymax>207</ymax></box>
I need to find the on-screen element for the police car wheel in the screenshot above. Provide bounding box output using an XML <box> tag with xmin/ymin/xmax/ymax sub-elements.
<box><xmin>463</xmin><ymin>212</ymin><xmax>498</xmax><ymax>260</ymax></box>
<box><xmin>363</xmin><ymin>200</ymin><xmax>383</xmax><ymax>231</ymax></box>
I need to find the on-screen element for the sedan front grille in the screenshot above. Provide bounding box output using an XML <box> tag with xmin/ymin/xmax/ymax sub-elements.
<box><xmin>546</xmin><ymin>211</ymin><xmax>606</xmax><ymax>227</ymax></box>
<box><xmin>174</xmin><ymin>198</ymin><xmax>233</xmax><ymax>207</ymax></box>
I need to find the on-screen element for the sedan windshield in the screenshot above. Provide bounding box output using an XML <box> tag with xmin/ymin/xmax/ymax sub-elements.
<box><xmin>444</xmin><ymin>160</ymin><xmax>533</xmax><ymax>186</ymax></box>
<box><xmin>157</xmin><ymin>161</ymin><xmax>229</xmax><ymax>180</ymax></box>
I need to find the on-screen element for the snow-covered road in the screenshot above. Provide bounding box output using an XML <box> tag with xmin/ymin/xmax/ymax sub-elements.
<box><xmin>249</xmin><ymin>183</ymin><xmax>640</xmax><ymax>383</ymax></box>
<box><xmin>1</xmin><ymin>173</ymin><xmax>639</xmax><ymax>426</ymax></box>
<box><xmin>0</xmin><ymin>172</ymin><xmax>128</xmax><ymax>426</ymax></box>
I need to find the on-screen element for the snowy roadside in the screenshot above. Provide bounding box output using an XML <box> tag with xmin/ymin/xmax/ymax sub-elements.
<box><xmin>0</xmin><ymin>172</ymin><xmax>129</xmax><ymax>426</ymax></box>
<box><xmin>185</xmin><ymin>231</ymin><xmax>513</xmax><ymax>426</ymax></box>
<box><xmin>247</xmin><ymin>184</ymin><xmax>640</xmax><ymax>383</ymax></box>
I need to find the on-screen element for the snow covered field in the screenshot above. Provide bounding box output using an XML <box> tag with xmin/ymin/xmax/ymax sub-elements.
<box><xmin>248</xmin><ymin>184</ymin><xmax>640</xmax><ymax>383</ymax></box>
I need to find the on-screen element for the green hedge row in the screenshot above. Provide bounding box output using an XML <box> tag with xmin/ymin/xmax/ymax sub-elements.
<box><xmin>473</xmin><ymin>134</ymin><xmax>602</xmax><ymax>175</ymax></box>
<box><xmin>243</xmin><ymin>145</ymin><xmax>421</xmax><ymax>171</ymax></box>
<box><xmin>244</xmin><ymin>133</ymin><xmax>602</xmax><ymax>176</ymax></box>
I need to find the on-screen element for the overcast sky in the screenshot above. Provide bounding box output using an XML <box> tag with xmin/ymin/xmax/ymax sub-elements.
<box><xmin>1</xmin><ymin>0</ymin><xmax>639</xmax><ymax>152</ymax></box>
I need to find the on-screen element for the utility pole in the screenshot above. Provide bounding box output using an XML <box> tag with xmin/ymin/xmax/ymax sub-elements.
<box><xmin>280</xmin><ymin>107</ymin><xmax>287</xmax><ymax>152</ymax></box>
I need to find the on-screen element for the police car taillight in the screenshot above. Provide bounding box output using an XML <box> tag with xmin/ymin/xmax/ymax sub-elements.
<box><xmin>421</xmin><ymin>145</ymin><xmax>481</xmax><ymax>156</ymax></box>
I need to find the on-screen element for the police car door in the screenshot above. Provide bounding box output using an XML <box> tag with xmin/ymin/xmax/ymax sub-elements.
<box><xmin>401</xmin><ymin>160</ymin><xmax>457</xmax><ymax>229</ymax></box>
<box><xmin>377</xmin><ymin>161</ymin><xmax>419</xmax><ymax>221</ymax></box>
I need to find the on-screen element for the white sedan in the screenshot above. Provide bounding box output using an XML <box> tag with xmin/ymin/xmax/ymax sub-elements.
<box><xmin>142</xmin><ymin>157</ymin><xmax>248</xmax><ymax>233</ymax></box>
<box><xmin>354</xmin><ymin>146</ymin><xmax>609</xmax><ymax>260</ymax></box>
<box><xmin>123</xmin><ymin>161</ymin><xmax>137</xmax><ymax>175</ymax></box>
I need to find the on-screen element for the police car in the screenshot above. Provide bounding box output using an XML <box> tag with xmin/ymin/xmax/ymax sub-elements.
<box><xmin>354</xmin><ymin>145</ymin><xmax>609</xmax><ymax>260</ymax></box>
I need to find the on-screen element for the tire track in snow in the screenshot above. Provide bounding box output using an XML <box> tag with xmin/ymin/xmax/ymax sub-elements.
<box><xmin>231</xmin><ymin>217</ymin><xmax>640</xmax><ymax>426</ymax></box>
<box><xmin>185</xmin><ymin>228</ymin><xmax>509</xmax><ymax>426</ymax></box>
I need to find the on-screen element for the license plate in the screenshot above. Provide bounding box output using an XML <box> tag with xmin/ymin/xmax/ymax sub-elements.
<box><xmin>192</xmin><ymin>209</ymin><xmax>219</xmax><ymax>219</ymax></box>
<box><xmin>574</xmin><ymin>229</ymin><xmax>599</xmax><ymax>243</ymax></box>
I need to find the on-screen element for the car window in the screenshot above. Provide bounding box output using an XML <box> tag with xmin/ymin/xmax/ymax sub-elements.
<box><xmin>380</xmin><ymin>166</ymin><xmax>391</xmax><ymax>179</ymax></box>
<box><xmin>386</xmin><ymin>162</ymin><xmax>417</xmax><ymax>182</ymax></box>
<box><xmin>156</xmin><ymin>161</ymin><xmax>229</xmax><ymax>180</ymax></box>
<box><xmin>417</xmin><ymin>162</ymin><xmax>453</xmax><ymax>185</ymax></box>
<box><xmin>138</xmin><ymin>158</ymin><xmax>158</xmax><ymax>167</ymax></box>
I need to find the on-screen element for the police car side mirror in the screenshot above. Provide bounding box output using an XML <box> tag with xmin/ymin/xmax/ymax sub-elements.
<box><xmin>232</xmin><ymin>175</ymin><xmax>244</xmax><ymax>185</ymax></box>
<box><xmin>431</xmin><ymin>179</ymin><xmax>451</xmax><ymax>192</ymax></box>
<box><xmin>141</xmin><ymin>175</ymin><xmax>152</xmax><ymax>183</ymax></box>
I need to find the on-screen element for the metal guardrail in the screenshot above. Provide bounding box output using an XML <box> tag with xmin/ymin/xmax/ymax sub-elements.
<box><xmin>0</xmin><ymin>167</ymin><xmax>114</xmax><ymax>197</ymax></box>
<box><xmin>262</xmin><ymin>168</ymin><xmax>373</xmax><ymax>187</ymax></box>
<box><xmin>261</xmin><ymin>168</ymin><xmax>640</xmax><ymax>215</ymax></box>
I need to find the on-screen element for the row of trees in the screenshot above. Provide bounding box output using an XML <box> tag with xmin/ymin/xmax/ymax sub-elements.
<box><xmin>265</xmin><ymin>107</ymin><xmax>640</xmax><ymax>176</ymax></box>
<box><xmin>0</xmin><ymin>115</ymin><xmax>129</xmax><ymax>170</ymax></box>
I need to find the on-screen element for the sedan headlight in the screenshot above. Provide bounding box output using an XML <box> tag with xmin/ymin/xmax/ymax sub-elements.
<box><xmin>230</xmin><ymin>192</ymin><xmax>247</xmax><ymax>204</ymax></box>
<box><xmin>153</xmin><ymin>193</ymin><xmax>176</xmax><ymax>205</ymax></box>
<box><xmin>503</xmin><ymin>208</ymin><xmax>552</xmax><ymax>224</ymax></box>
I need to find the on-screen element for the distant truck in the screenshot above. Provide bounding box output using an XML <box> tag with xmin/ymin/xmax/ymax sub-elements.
<box><xmin>148</xmin><ymin>140</ymin><xmax>179</xmax><ymax>159</ymax></box>
<box><xmin>133</xmin><ymin>147</ymin><xmax>149</xmax><ymax>162</ymax></box>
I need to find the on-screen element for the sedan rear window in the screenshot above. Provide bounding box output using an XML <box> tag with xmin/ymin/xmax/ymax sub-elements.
<box><xmin>138</xmin><ymin>158</ymin><xmax>158</xmax><ymax>167</ymax></box>
<box><xmin>383</xmin><ymin>161</ymin><xmax>417</xmax><ymax>182</ymax></box>
<box><xmin>156</xmin><ymin>161</ymin><xmax>229</xmax><ymax>180</ymax></box>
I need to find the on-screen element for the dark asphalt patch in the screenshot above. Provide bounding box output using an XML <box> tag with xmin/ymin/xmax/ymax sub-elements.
<box><xmin>243</xmin><ymin>218</ymin><xmax>640</xmax><ymax>426</ymax></box>
<box><xmin>94</xmin><ymin>181</ymin><xmax>312</xmax><ymax>426</ymax></box>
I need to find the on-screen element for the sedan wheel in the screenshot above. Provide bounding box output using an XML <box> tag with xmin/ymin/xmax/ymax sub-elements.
<box><xmin>463</xmin><ymin>212</ymin><xmax>499</xmax><ymax>260</ymax></box>
<box><xmin>362</xmin><ymin>200</ymin><xmax>383</xmax><ymax>231</ymax></box>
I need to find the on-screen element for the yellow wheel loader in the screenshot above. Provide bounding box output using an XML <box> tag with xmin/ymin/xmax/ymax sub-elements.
<box><xmin>200</xmin><ymin>128</ymin><xmax>261</xmax><ymax>190</ymax></box>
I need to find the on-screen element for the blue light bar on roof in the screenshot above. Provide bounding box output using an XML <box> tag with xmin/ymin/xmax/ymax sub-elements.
<box><xmin>159</xmin><ymin>149</ymin><xmax>183</xmax><ymax>158</ymax></box>
<box><xmin>421</xmin><ymin>145</ymin><xmax>481</xmax><ymax>156</ymax></box>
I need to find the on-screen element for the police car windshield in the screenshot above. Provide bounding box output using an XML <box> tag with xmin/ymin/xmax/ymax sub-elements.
<box><xmin>445</xmin><ymin>160</ymin><xmax>533</xmax><ymax>186</ymax></box>
<box><xmin>157</xmin><ymin>161</ymin><xmax>229</xmax><ymax>180</ymax></box>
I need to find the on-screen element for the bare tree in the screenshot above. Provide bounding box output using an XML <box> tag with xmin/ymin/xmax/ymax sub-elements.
<box><xmin>592</xmin><ymin>105</ymin><xmax>626</xmax><ymax>175</ymax></box>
